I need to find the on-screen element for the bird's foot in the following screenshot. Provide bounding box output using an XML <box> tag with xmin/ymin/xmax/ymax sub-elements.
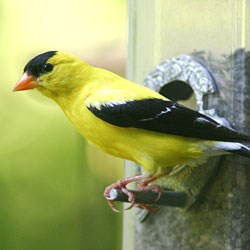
<box><xmin>136</xmin><ymin>170</ymin><xmax>172</xmax><ymax>202</ymax></box>
<box><xmin>104</xmin><ymin>174</ymin><xmax>147</xmax><ymax>212</ymax></box>
<box><xmin>137</xmin><ymin>179</ymin><xmax>163</xmax><ymax>201</ymax></box>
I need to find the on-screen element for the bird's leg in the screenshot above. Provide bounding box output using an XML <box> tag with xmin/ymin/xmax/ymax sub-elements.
<box><xmin>104</xmin><ymin>174</ymin><xmax>147</xmax><ymax>212</ymax></box>
<box><xmin>137</xmin><ymin>169</ymin><xmax>172</xmax><ymax>201</ymax></box>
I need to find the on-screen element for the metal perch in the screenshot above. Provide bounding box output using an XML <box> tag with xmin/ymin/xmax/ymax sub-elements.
<box><xmin>108</xmin><ymin>189</ymin><xmax>188</xmax><ymax>207</ymax></box>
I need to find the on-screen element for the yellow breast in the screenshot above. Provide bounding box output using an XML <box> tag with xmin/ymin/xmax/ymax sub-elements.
<box><xmin>64</xmin><ymin>103</ymin><xmax>204</xmax><ymax>176</ymax></box>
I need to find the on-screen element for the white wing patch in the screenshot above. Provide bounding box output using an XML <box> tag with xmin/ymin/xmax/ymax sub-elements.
<box><xmin>86</xmin><ymin>100</ymin><xmax>127</xmax><ymax>110</ymax></box>
<box><xmin>102</xmin><ymin>100</ymin><xmax>127</xmax><ymax>107</ymax></box>
<box><xmin>215</xmin><ymin>142</ymin><xmax>244</xmax><ymax>151</ymax></box>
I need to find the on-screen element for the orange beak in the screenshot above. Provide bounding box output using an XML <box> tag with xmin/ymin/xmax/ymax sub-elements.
<box><xmin>13</xmin><ymin>72</ymin><xmax>38</xmax><ymax>91</ymax></box>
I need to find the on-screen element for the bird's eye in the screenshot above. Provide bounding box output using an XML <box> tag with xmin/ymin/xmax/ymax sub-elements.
<box><xmin>42</xmin><ymin>63</ymin><xmax>53</xmax><ymax>73</ymax></box>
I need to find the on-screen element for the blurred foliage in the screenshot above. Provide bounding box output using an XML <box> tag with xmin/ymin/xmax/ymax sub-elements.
<box><xmin>0</xmin><ymin>0</ymin><xmax>126</xmax><ymax>249</ymax></box>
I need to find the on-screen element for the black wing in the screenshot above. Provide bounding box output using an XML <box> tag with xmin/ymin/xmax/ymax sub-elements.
<box><xmin>88</xmin><ymin>98</ymin><xmax>250</xmax><ymax>142</ymax></box>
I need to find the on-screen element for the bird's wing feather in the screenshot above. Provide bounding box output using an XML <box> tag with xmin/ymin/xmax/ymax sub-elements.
<box><xmin>87</xmin><ymin>98</ymin><xmax>250</xmax><ymax>142</ymax></box>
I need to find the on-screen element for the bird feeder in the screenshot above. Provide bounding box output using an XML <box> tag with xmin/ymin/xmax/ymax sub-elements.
<box><xmin>122</xmin><ymin>1</ymin><xmax>250</xmax><ymax>250</ymax></box>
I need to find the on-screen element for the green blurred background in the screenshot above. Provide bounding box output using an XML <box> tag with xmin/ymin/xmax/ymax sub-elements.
<box><xmin>1</xmin><ymin>0</ymin><xmax>126</xmax><ymax>249</ymax></box>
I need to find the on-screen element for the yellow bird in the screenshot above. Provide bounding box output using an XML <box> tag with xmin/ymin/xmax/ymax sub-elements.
<box><xmin>13</xmin><ymin>51</ymin><xmax>250</xmax><ymax>211</ymax></box>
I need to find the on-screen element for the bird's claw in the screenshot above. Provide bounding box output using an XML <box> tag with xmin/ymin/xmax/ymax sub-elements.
<box><xmin>136</xmin><ymin>173</ymin><xmax>165</xmax><ymax>202</ymax></box>
<box><xmin>137</xmin><ymin>182</ymin><xmax>163</xmax><ymax>201</ymax></box>
<box><xmin>104</xmin><ymin>174</ymin><xmax>147</xmax><ymax>212</ymax></box>
<box><xmin>104</xmin><ymin>173</ymin><xmax>167</xmax><ymax>212</ymax></box>
<box><xmin>107</xmin><ymin>200</ymin><xmax>121</xmax><ymax>213</ymax></box>
<box><xmin>104</xmin><ymin>182</ymin><xmax>136</xmax><ymax>212</ymax></box>
<box><xmin>121</xmin><ymin>187</ymin><xmax>136</xmax><ymax>210</ymax></box>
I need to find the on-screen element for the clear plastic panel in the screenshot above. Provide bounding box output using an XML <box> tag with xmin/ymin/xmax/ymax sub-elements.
<box><xmin>125</xmin><ymin>1</ymin><xmax>250</xmax><ymax>249</ymax></box>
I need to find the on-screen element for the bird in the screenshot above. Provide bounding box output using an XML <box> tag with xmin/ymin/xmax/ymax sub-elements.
<box><xmin>13</xmin><ymin>51</ymin><xmax>250</xmax><ymax>211</ymax></box>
